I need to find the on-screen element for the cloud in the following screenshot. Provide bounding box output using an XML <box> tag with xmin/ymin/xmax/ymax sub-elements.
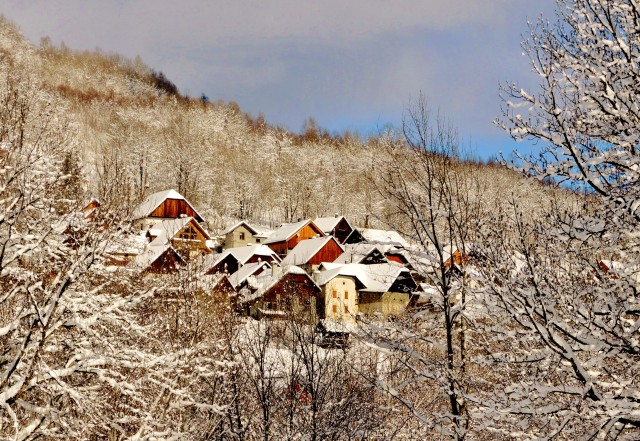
<box><xmin>2</xmin><ymin>0</ymin><xmax>557</xmax><ymax>149</ymax></box>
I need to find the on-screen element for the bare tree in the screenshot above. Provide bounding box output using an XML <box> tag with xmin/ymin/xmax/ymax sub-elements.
<box><xmin>366</xmin><ymin>93</ymin><xmax>487</xmax><ymax>439</ymax></box>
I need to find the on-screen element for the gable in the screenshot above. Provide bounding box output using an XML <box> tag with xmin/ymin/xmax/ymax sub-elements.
<box><xmin>264</xmin><ymin>219</ymin><xmax>324</xmax><ymax>245</ymax></box>
<box><xmin>149</xmin><ymin>198</ymin><xmax>202</xmax><ymax>221</ymax></box>
<box><xmin>206</xmin><ymin>253</ymin><xmax>240</xmax><ymax>275</ymax></box>
<box><xmin>262</xmin><ymin>273</ymin><xmax>320</xmax><ymax>302</ymax></box>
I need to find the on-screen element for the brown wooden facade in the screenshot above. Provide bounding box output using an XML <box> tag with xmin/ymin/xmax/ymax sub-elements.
<box><xmin>268</xmin><ymin>223</ymin><xmax>325</xmax><ymax>256</ymax></box>
<box><xmin>330</xmin><ymin>217</ymin><xmax>353</xmax><ymax>244</ymax></box>
<box><xmin>250</xmin><ymin>273</ymin><xmax>322</xmax><ymax>319</ymax></box>
<box><xmin>149</xmin><ymin>198</ymin><xmax>203</xmax><ymax>222</ymax></box>
<box><xmin>145</xmin><ymin>248</ymin><xmax>185</xmax><ymax>274</ymax></box>
<box><xmin>306</xmin><ymin>238</ymin><xmax>344</xmax><ymax>266</ymax></box>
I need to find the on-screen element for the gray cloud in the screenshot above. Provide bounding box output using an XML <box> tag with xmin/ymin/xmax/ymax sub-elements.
<box><xmin>2</xmin><ymin>0</ymin><xmax>556</xmax><ymax>155</ymax></box>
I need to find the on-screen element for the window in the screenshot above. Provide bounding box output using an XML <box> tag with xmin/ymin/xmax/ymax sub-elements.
<box><xmin>256</xmin><ymin>238</ymin><xmax>261</xmax><ymax>243</ymax></box>
<box><xmin>332</xmin><ymin>305</ymin><xmax>337</xmax><ymax>313</ymax></box>
<box><xmin>344</xmin><ymin>291</ymin><xmax>349</xmax><ymax>299</ymax></box>
<box><xmin>332</xmin><ymin>290</ymin><xmax>337</xmax><ymax>298</ymax></box>
<box><xmin>179</xmin><ymin>225</ymin><xmax>197</xmax><ymax>241</ymax></box>
<box><xmin>239</xmin><ymin>232</ymin><xmax>245</xmax><ymax>240</ymax></box>
<box><xmin>344</xmin><ymin>305</ymin><xmax>348</xmax><ymax>313</ymax></box>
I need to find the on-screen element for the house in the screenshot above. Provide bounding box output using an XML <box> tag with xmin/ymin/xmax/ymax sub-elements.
<box><xmin>241</xmin><ymin>265</ymin><xmax>321</xmax><ymax>320</ymax></box>
<box><xmin>221</xmin><ymin>221</ymin><xmax>267</xmax><ymax>248</ymax></box>
<box><xmin>356</xmin><ymin>263</ymin><xmax>418</xmax><ymax>316</ymax></box>
<box><xmin>204</xmin><ymin>244</ymin><xmax>281</xmax><ymax>275</ymax></box>
<box><xmin>146</xmin><ymin>217</ymin><xmax>212</xmax><ymax>260</ymax></box>
<box><xmin>316</xmin><ymin>266</ymin><xmax>367</xmax><ymax>324</ymax></box>
<box><xmin>313</xmin><ymin>215</ymin><xmax>353</xmax><ymax>244</ymax></box>
<box><xmin>281</xmin><ymin>236</ymin><xmax>344</xmax><ymax>273</ymax></box>
<box><xmin>443</xmin><ymin>248</ymin><xmax>469</xmax><ymax>270</ymax></box>
<box><xmin>131</xmin><ymin>189</ymin><xmax>204</xmax><ymax>231</ymax></box>
<box><xmin>263</xmin><ymin>219</ymin><xmax>325</xmax><ymax>257</ymax></box>
<box><xmin>344</xmin><ymin>228</ymin><xmax>409</xmax><ymax>248</ymax></box>
<box><xmin>134</xmin><ymin>244</ymin><xmax>185</xmax><ymax>274</ymax></box>
<box><xmin>228</xmin><ymin>261</ymin><xmax>272</xmax><ymax>291</ymax></box>
<box><xmin>318</xmin><ymin>262</ymin><xmax>419</xmax><ymax>317</ymax></box>
<box><xmin>196</xmin><ymin>273</ymin><xmax>238</xmax><ymax>312</ymax></box>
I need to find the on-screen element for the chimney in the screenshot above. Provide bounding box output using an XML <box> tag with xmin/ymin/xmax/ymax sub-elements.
<box><xmin>271</xmin><ymin>262</ymin><xmax>281</xmax><ymax>277</ymax></box>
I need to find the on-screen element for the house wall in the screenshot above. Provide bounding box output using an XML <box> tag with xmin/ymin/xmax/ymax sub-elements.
<box><xmin>149</xmin><ymin>199</ymin><xmax>200</xmax><ymax>220</ymax></box>
<box><xmin>225</xmin><ymin>225</ymin><xmax>257</xmax><ymax>249</ymax></box>
<box><xmin>358</xmin><ymin>291</ymin><xmax>411</xmax><ymax>317</ymax></box>
<box><xmin>252</xmin><ymin>274</ymin><xmax>321</xmax><ymax>319</ymax></box>
<box><xmin>308</xmin><ymin>239</ymin><xmax>343</xmax><ymax>265</ymax></box>
<box><xmin>171</xmin><ymin>221</ymin><xmax>211</xmax><ymax>259</ymax></box>
<box><xmin>321</xmin><ymin>276</ymin><xmax>358</xmax><ymax>323</ymax></box>
<box><xmin>268</xmin><ymin>223</ymin><xmax>324</xmax><ymax>256</ymax></box>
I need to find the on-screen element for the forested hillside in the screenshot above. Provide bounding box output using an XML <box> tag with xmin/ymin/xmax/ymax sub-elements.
<box><xmin>0</xmin><ymin>16</ymin><xmax>548</xmax><ymax>234</ymax></box>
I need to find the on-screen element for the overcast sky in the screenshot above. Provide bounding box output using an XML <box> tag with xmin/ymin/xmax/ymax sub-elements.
<box><xmin>2</xmin><ymin>0</ymin><xmax>556</xmax><ymax>159</ymax></box>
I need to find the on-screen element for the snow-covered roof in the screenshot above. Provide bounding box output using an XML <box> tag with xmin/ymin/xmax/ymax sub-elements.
<box><xmin>133</xmin><ymin>244</ymin><xmax>183</xmax><ymax>270</ymax></box>
<box><xmin>317</xmin><ymin>262</ymin><xmax>414</xmax><ymax>293</ymax></box>
<box><xmin>229</xmin><ymin>244</ymin><xmax>281</xmax><ymax>264</ymax></box>
<box><xmin>316</xmin><ymin>264</ymin><xmax>368</xmax><ymax>289</ymax></box>
<box><xmin>147</xmin><ymin>217</ymin><xmax>210</xmax><ymax>247</ymax></box>
<box><xmin>356</xmin><ymin>228</ymin><xmax>409</xmax><ymax>248</ymax></box>
<box><xmin>313</xmin><ymin>216</ymin><xmax>349</xmax><ymax>234</ymax></box>
<box><xmin>229</xmin><ymin>261</ymin><xmax>271</xmax><ymax>288</ymax></box>
<box><xmin>282</xmin><ymin>236</ymin><xmax>343</xmax><ymax>266</ymax></box>
<box><xmin>106</xmin><ymin>233</ymin><xmax>148</xmax><ymax>255</ymax></box>
<box><xmin>221</xmin><ymin>220</ymin><xmax>258</xmax><ymax>236</ymax></box>
<box><xmin>205</xmin><ymin>244</ymin><xmax>281</xmax><ymax>272</ymax></box>
<box><xmin>241</xmin><ymin>265</ymin><xmax>312</xmax><ymax>303</ymax></box>
<box><xmin>131</xmin><ymin>189</ymin><xmax>204</xmax><ymax>221</ymax></box>
<box><xmin>263</xmin><ymin>219</ymin><xmax>324</xmax><ymax>244</ymax></box>
<box><xmin>333</xmin><ymin>243</ymin><xmax>383</xmax><ymax>264</ymax></box>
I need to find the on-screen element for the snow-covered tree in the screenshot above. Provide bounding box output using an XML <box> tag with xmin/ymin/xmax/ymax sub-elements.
<box><xmin>0</xmin><ymin>60</ymin><xmax>225</xmax><ymax>440</ymax></box>
<box><xmin>482</xmin><ymin>0</ymin><xmax>640</xmax><ymax>437</ymax></box>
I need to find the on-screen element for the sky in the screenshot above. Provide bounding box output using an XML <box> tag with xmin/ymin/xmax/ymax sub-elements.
<box><xmin>2</xmin><ymin>0</ymin><xmax>557</xmax><ymax>159</ymax></box>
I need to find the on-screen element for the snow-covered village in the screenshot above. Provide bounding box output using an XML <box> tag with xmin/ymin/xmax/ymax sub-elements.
<box><xmin>1</xmin><ymin>1</ymin><xmax>639</xmax><ymax>440</ymax></box>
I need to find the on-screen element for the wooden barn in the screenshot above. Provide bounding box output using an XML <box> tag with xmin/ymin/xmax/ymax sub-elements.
<box><xmin>263</xmin><ymin>219</ymin><xmax>325</xmax><ymax>257</ymax></box>
<box><xmin>282</xmin><ymin>236</ymin><xmax>344</xmax><ymax>273</ymax></box>
<box><xmin>242</xmin><ymin>266</ymin><xmax>321</xmax><ymax>320</ymax></box>
<box><xmin>146</xmin><ymin>217</ymin><xmax>212</xmax><ymax>260</ymax></box>
<box><xmin>131</xmin><ymin>189</ymin><xmax>204</xmax><ymax>231</ymax></box>
<box><xmin>134</xmin><ymin>245</ymin><xmax>186</xmax><ymax>274</ymax></box>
